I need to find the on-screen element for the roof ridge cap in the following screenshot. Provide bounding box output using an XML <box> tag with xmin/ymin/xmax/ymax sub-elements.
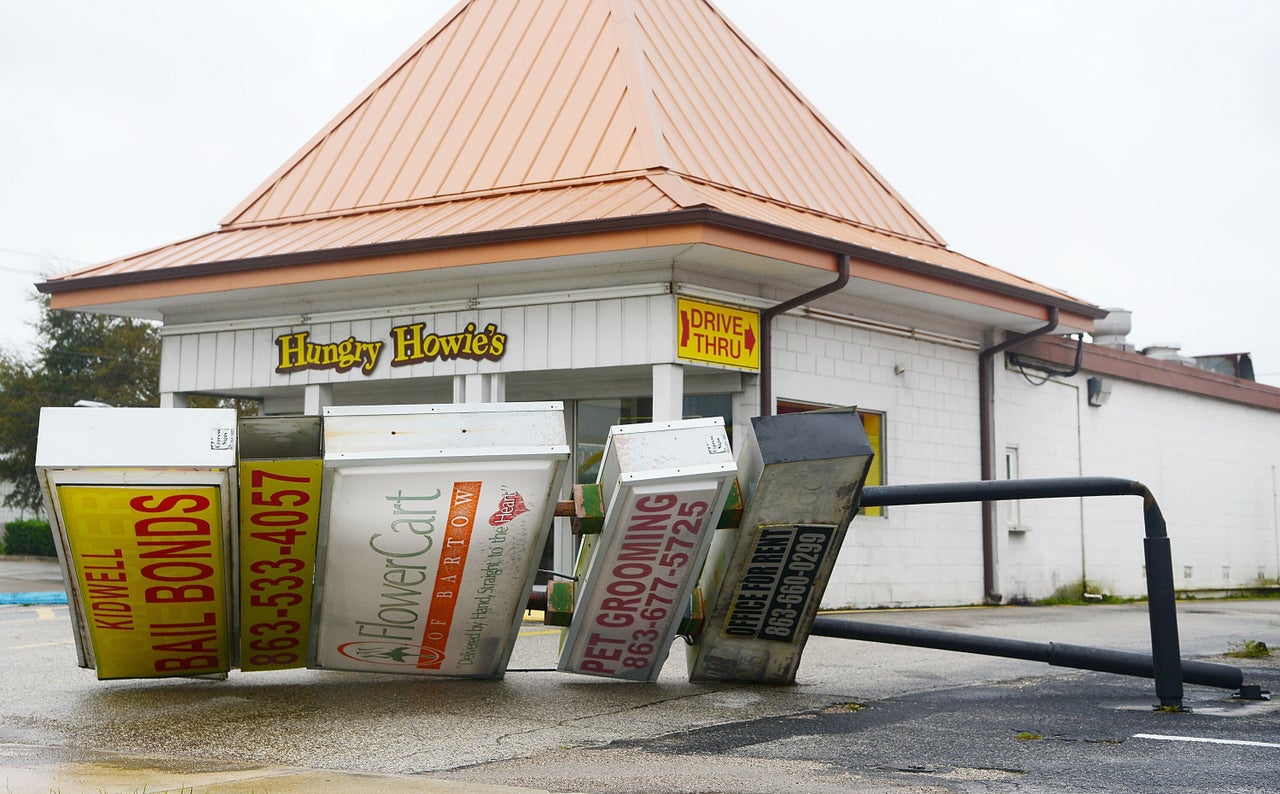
<box><xmin>611</xmin><ymin>0</ymin><xmax>673</xmax><ymax>170</ymax></box>
<box><xmin>699</xmin><ymin>0</ymin><xmax>947</xmax><ymax>247</ymax></box>
<box><xmin>218</xmin><ymin>171</ymin><xmax>671</xmax><ymax>231</ymax></box>
<box><xmin>674</xmin><ymin>172</ymin><xmax>949</xmax><ymax>249</ymax></box>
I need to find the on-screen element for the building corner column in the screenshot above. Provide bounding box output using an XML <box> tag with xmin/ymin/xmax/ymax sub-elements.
<box><xmin>652</xmin><ymin>364</ymin><xmax>684</xmax><ymax>421</ymax></box>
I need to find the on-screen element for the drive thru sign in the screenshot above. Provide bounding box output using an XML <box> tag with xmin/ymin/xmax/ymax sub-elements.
<box><xmin>677</xmin><ymin>297</ymin><xmax>760</xmax><ymax>371</ymax></box>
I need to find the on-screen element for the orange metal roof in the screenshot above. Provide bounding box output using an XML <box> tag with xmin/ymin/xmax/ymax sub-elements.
<box><xmin>57</xmin><ymin>173</ymin><xmax>1083</xmax><ymax>305</ymax></box>
<box><xmin>42</xmin><ymin>0</ymin><xmax>1098</xmax><ymax>321</ymax></box>
<box><xmin>221</xmin><ymin>0</ymin><xmax>939</xmax><ymax>243</ymax></box>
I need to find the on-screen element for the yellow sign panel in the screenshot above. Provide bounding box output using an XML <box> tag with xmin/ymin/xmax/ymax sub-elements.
<box><xmin>58</xmin><ymin>485</ymin><xmax>229</xmax><ymax>680</ymax></box>
<box><xmin>677</xmin><ymin>297</ymin><xmax>761</xmax><ymax>371</ymax></box>
<box><xmin>238</xmin><ymin>459</ymin><xmax>323</xmax><ymax>671</ymax></box>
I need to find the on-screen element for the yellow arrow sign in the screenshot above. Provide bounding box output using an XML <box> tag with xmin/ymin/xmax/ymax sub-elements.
<box><xmin>677</xmin><ymin>297</ymin><xmax>760</xmax><ymax>371</ymax></box>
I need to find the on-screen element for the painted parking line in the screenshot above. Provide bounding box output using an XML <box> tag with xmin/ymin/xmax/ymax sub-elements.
<box><xmin>1133</xmin><ymin>733</ymin><xmax>1280</xmax><ymax>749</ymax></box>
<box><xmin>14</xmin><ymin>640</ymin><xmax>75</xmax><ymax>650</ymax></box>
<box><xmin>0</xmin><ymin>606</ymin><xmax>67</xmax><ymax>623</ymax></box>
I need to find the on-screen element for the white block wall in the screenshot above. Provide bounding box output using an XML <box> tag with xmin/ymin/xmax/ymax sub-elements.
<box><xmin>767</xmin><ymin>313</ymin><xmax>985</xmax><ymax>608</ymax></box>
<box><xmin>771</xmin><ymin>317</ymin><xmax>1280</xmax><ymax>607</ymax></box>
<box><xmin>998</xmin><ymin>362</ymin><xmax>1280</xmax><ymax>600</ymax></box>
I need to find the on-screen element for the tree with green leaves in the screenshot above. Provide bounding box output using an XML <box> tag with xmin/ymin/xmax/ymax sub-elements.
<box><xmin>0</xmin><ymin>297</ymin><xmax>160</xmax><ymax>515</ymax></box>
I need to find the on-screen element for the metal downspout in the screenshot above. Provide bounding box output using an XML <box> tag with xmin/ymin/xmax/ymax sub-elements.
<box><xmin>978</xmin><ymin>306</ymin><xmax>1060</xmax><ymax>603</ymax></box>
<box><xmin>760</xmin><ymin>253</ymin><xmax>852</xmax><ymax>416</ymax></box>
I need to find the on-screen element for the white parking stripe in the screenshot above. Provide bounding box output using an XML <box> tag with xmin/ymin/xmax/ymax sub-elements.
<box><xmin>1134</xmin><ymin>733</ymin><xmax>1280</xmax><ymax>749</ymax></box>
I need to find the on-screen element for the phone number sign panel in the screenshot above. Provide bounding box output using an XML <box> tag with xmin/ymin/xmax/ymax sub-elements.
<box><xmin>721</xmin><ymin>524</ymin><xmax>835</xmax><ymax>643</ymax></box>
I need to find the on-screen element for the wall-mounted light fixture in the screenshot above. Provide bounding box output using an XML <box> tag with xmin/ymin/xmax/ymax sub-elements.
<box><xmin>1087</xmin><ymin>376</ymin><xmax>1111</xmax><ymax>407</ymax></box>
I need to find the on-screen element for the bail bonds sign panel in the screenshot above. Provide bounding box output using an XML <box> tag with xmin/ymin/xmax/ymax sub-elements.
<box><xmin>310</xmin><ymin>404</ymin><xmax>569</xmax><ymax>678</ymax></box>
<box><xmin>36</xmin><ymin>408</ymin><xmax>238</xmax><ymax>680</ymax></box>
<box><xmin>676</xmin><ymin>297</ymin><xmax>760</xmax><ymax>371</ymax></box>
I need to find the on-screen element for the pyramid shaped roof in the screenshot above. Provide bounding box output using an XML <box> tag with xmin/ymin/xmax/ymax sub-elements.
<box><xmin>223</xmin><ymin>0</ymin><xmax>940</xmax><ymax>245</ymax></box>
<box><xmin>41</xmin><ymin>0</ymin><xmax>1100</xmax><ymax>326</ymax></box>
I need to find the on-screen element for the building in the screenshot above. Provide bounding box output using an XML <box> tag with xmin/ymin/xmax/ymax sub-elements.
<box><xmin>38</xmin><ymin>0</ymin><xmax>1280</xmax><ymax>607</ymax></box>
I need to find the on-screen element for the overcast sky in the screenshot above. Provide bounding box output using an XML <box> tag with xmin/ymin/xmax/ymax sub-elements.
<box><xmin>3</xmin><ymin>1</ymin><xmax>1277</xmax><ymax>384</ymax></box>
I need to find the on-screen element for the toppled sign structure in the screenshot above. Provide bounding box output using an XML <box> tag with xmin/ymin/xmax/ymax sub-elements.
<box><xmin>37</xmin><ymin>405</ymin><xmax>875</xmax><ymax>682</ymax></box>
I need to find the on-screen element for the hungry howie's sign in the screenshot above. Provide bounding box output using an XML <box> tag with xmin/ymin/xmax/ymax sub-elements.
<box><xmin>274</xmin><ymin>321</ymin><xmax>508</xmax><ymax>376</ymax></box>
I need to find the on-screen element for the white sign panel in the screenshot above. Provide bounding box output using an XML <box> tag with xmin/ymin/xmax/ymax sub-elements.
<box><xmin>311</xmin><ymin>459</ymin><xmax>559</xmax><ymax>677</ymax></box>
<box><xmin>559</xmin><ymin>418</ymin><xmax>736</xmax><ymax>681</ymax></box>
<box><xmin>560</xmin><ymin>480</ymin><xmax>725</xmax><ymax>680</ymax></box>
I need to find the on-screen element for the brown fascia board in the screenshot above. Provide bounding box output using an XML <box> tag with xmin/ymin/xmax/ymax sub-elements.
<box><xmin>1012</xmin><ymin>335</ymin><xmax>1280</xmax><ymax>412</ymax></box>
<box><xmin>37</xmin><ymin>208</ymin><xmax>1105</xmax><ymax>321</ymax></box>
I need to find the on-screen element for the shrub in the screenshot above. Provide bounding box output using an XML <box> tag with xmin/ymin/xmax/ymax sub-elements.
<box><xmin>3</xmin><ymin>519</ymin><xmax>57</xmax><ymax>557</ymax></box>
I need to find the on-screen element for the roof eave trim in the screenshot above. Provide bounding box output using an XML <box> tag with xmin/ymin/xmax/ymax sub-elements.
<box><xmin>36</xmin><ymin>208</ymin><xmax>1105</xmax><ymax>320</ymax></box>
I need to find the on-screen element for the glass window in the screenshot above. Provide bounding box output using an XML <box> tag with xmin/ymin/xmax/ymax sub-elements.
<box><xmin>1004</xmin><ymin>444</ymin><xmax>1021</xmax><ymax>530</ymax></box>
<box><xmin>574</xmin><ymin>395</ymin><xmax>732</xmax><ymax>484</ymax></box>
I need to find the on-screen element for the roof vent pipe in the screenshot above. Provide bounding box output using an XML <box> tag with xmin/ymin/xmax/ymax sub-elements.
<box><xmin>759</xmin><ymin>253</ymin><xmax>851</xmax><ymax>417</ymax></box>
<box><xmin>1090</xmin><ymin>308</ymin><xmax>1134</xmax><ymax>351</ymax></box>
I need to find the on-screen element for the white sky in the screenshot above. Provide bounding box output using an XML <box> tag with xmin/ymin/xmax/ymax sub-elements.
<box><xmin>2</xmin><ymin>1</ymin><xmax>1278</xmax><ymax>384</ymax></box>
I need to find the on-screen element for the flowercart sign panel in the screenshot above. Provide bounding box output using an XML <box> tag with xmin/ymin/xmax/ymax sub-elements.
<box><xmin>310</xmin><ymin>403</ymin><xmax>569</xmax><ymax>678</ymax></box>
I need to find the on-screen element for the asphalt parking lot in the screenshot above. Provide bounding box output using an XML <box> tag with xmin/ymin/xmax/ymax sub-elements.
<box><xmin>2</xmin><ymin>556</ymin><xmax>1277</xmax><ymax>792</ymax></box>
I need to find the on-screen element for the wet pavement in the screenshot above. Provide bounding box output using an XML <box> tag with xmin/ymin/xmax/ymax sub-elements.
<box><xmin>2</xmin><ymin>555</ymin><xmax>1277</xmax><ymax>792</ymax></box>
<box><xmin>0</xmin><ymin>554</ymin><xmax>66</xmax><ymax>597</ymax></box>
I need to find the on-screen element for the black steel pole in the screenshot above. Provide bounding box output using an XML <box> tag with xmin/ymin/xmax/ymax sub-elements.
<box><xmin>861</xmin><ymin>477</ymin><xmax>1148</xmax><ymax>507</ymax></box>
<box><xmin>1141</xmin><ymin>499</ymin><xmax>1184</xmax><ymax>707</ymax></box>
<box><xmin>810</xmin><ymin>617</ymin><xmax>1242</xmax><ymax>692</ymax></box>
<box><xmin>858</xmin><ymin>477</ymin><xmax>1187</xmax><ymax>708</ymax></box>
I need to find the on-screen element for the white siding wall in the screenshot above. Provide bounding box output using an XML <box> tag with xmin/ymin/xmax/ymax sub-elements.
<box><xmin>161</xmin><ymin>296</ymin><xmax>676</xmax><ymax>393</ymax></box>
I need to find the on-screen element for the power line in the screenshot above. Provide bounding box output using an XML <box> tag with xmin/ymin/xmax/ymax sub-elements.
<box><xmin>0</xmin><ymin>246</ymin><xmax>92</xmax><ymax>271</ymax></box>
